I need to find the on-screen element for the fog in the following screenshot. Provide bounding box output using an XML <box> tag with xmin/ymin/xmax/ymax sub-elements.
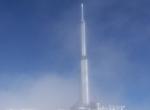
<box><xmin>0</xmin><ymin>0</ymin><xmax>150</xmax><ymax>110</ymax></box>
<box><xmin>0</xmin><ymin>74</ymin><xmax>79</xmax><ymax>110</ymax></box>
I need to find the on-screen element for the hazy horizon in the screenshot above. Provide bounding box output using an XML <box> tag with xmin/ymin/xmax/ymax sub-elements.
<box><xmin>0</xmin><ymin>0</ymin><xmax>150</xmax><ymax>110</ymax></box>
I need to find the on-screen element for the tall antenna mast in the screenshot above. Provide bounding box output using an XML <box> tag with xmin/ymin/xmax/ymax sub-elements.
<box><xmin>80</xmin><ymin>2</ymin><xmax>90</xmax><ymax>106</ymax></box>
<box><xmin>71</xmin><ymin>2</ymin><xmax>126</xmax><ymax>110</ymax></box>
<box><xmin>69</xmin><ymin>2</ymin><xmax>126</xmax><ymax>110</ymax></box>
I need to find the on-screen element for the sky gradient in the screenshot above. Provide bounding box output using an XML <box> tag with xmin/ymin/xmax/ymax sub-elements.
<box><xmin>0</xmin><ymin>0</ymin><xmax>150</xmax><ymax>110</ymax></box>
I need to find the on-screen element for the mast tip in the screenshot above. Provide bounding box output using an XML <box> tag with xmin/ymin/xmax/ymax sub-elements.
<box><xmin>81</xmin><ymin>3</ymin><xmax>83</xmax><ymax>7</ymax></box>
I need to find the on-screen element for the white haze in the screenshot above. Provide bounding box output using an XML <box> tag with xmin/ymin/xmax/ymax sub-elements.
<box><xmin>0</xmin><ymin>0</ymin><xmax>150</xmax><ymax>110</ymax></box>
<box><xmin>0</xmin><ymin>74</ymin><xmax>79</xmax><ymax>110</ymax></box>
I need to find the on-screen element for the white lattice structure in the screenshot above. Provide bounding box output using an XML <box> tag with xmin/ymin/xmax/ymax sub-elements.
<box><xmin>70</xmin><ymin>2</ymin><xmax>127</xmax><ymax>110</ymax></box>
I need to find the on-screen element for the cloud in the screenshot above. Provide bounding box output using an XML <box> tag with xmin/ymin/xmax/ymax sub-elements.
<box><xmin>0</xmin><ymin>0</ymin><xmax>150</xmax><ymax>110</ymax></box>
<box><xmin>0</xmin><ymin>74</ymin><xmax>79</xmax><ymax>110</ymax></box>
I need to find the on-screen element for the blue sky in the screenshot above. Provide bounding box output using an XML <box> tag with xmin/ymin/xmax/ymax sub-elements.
<box><xmin>0</xmin><ymin>0</ymin><xmax>150</xmax><ymax>110</ymax></box>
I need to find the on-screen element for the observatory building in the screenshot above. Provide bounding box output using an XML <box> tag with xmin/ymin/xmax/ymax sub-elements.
<box><xmin>70</xmin><ymin>2</ymin><xmax>126</xmax><ymax>110</ymax></box>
